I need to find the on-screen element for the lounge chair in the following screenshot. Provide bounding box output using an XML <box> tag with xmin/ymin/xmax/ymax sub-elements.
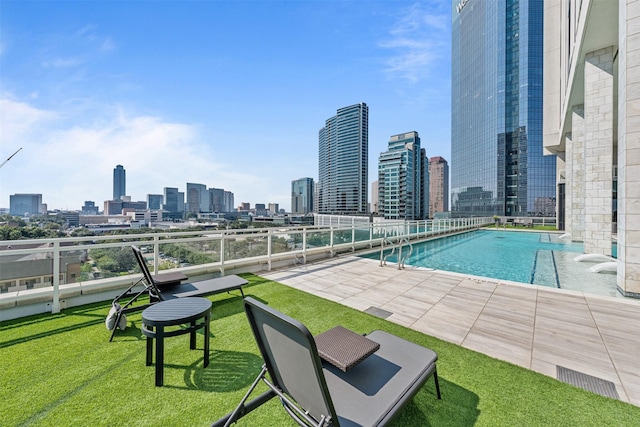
<box><xmin>108</xmin><ymin>245</ymin><xmax>247</xmax><ymax>341</ymax></box>
<box><xmin>212</xmin><ymin>297</ymin><xmax>441</xmax><ymax>427</ymax></box>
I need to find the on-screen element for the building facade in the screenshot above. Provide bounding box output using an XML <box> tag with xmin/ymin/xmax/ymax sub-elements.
<box><xmin>543</xmin><ymin>0</ymin><xmax>639</xmax><ymax>297</ymax></box>
<box><xmin>208</xmin><ymin>188</ymin><xmax>225</xmax><ymax>213</ymax></box>
<box><xmin>291</xmin><ymin>178</ymin><xmax>314</xmax><ymax>214</ymax></box>
<box><xmin>224</xmin><ymin>191</ymin><xmax>234</xmax><ymax>213</ymax></box>
<box><xmin>9</xmin><ymin>194</ymin><xmax>43</xmax><ymax>216</ymax></box>
<box><xmin>146</xmin><ymin>194</ymin><xmax>163</xmax><ymax>210</ymax></box>
<box><xmin>186</xmin><ymin>183</ymin><xmax>209</xmax><ymax>214</ymax></box>
<box><xmin>113</xmin><ymin>165</ymin><xmax>126</xmax><ymax>201</ymax></box>
<box><xmin>163</xmin><ymin>187</ymin><xmax>181</xmax><ymax>213</ymax></box>
<box><xmin>429</xmin><ymin>156</ymin><xmax>450</xmax><ymax>218</ymax></box>
<box><xmin>81</xmin><ymin>201</ymin><xmax>99</xmax><ymax>216</ymax></box>
<box><xmin>451</xmin><ymin>0</ymin><xmax>556</xmax><ymax>217</ymax></box>
<box><xmin>377</xmin><ymin>132</ymin><xmax>428</xmax><ymax>220</ymax></box>
<box><xmin>317</xmin><ymin>103</ymin><xmax>369</xmax><ymax>215</ymax></box>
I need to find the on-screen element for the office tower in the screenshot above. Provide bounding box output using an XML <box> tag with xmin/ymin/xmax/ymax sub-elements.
<box><xmin>177</xmin><ymin>192</ymin><xmax>185</xmax><ymax>213</ymax></box>
<box><xmin>208</xmin><ymin>188</ymin><xmax>225</xmax><ymax>212</ymax></box>
<box><xmin>451</xmin><ymin>0</ymin><xmax>555</xmax><ymax>217</ymax></box>
<box><xmin>238</xmin><ymin>202</ymin><xmax>250</xmax><ymax>211</ymax></box>
<box><xmin>146</xmin><ymin>194</ymin><xmax>163</xmax><ymax>210</ymax></box>
<box><xmin>9</xmin><ymin>194</ymin><xmax>43</xmax><ymax>216</ymax></box>
<box><xmin>268</xmin><ymin>203</ymin><xmax>279</xmax><ymax>214</ymax></box>
<box><xmin>543</xmin><ymin>1</ymin><xmax>639</xmax><ymax>297</ymax></box>
<box><xmin>163</xmin><ymin>187</ymin><xmax>180</xmax><ymax>213</ymax></box>
<box><xmin>224</xmin><ymin>191</ymin><xmax>234</xmax><ymax>213</ymax></box>
<box><xmin>186</xmin><ymin>183</ymin><xmax>209</xmax><ymax>213</ymax></box>
<box><xmin>291</xmin><ymin>178</ymin><xmax>314</xmax><ymax>214</ymax></box>
<box><xmin>81</xmin><ymin>201</ymin><xmax>98</xmax><ymax>215</ymax></box>
<box><xmin>104</xmin><ymin>199</ymin><xmax>146</xmax><ymax>215</ymax></box>
<box><xmin>377</xmin><ymin>132</ymin><xmax>428</xmax><ymax>220</ymax></box>
<box><xmin>104</xmin><ymin>200</ymin><xmax>123</xmax><ymax>215</ymax></box>
<box><xmin>429</xmin><ymin>156</ymin><xmax>449</xmax><ymax>218</ymax></box>
<box><xmin>113</xmin><ymin>165</ymin><xmax>126</xmax><ymax>201</ymax></box>
<box><xmin>317</xmin><ymin>102</ymin><xmax>369</xmax><ymax>215</ymax></box>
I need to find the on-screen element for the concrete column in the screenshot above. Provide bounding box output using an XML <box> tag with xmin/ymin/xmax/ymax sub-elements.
<box><xmin>584</xmin><ymin>47</ymin><xmax>614</xmax><ymax>255</ymax></box>
<box><xmin>562</xmin><ymin>134</ymin><xmax>572</xmax><ymax>233</ymax></box>
<box><xmin>570</xmin><ymin>106</ymin><xmax>585</xmax><ymax>242</ymax></box>
<box><xmin>617</xmin><ymin>1</ymin><xmax>640</xmax><ymax>297</ymax></box>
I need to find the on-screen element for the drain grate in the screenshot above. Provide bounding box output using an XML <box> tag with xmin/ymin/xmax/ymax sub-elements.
<box><xmin>364</xmin><ymin>306</ymin><xmax>393</xmax><ymax>319</ymax></box>
<box><xmin>557</xmin><ymin>366</ymin><xmax>619</xmax><ymax>399</ymax></box>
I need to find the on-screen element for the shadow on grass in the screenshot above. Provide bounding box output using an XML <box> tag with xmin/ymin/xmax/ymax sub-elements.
<box><xmin>159</xmin><ymin>350</ymin><xmax>264</xmax><ymax>392</ymax></box>
<box><xmin>393</xmin><ymin>377</ymin><xmax>480</xmax><ymax>426</ymax></box>
<box><xmin>0</xmin><ymin>301</ymin><xmax>112</xmax><ymax>349</ymax></box>
<box><xmin>209</xmin><ymin>293</ymin><xmax>267</xmax><ymax>321</ymax></box>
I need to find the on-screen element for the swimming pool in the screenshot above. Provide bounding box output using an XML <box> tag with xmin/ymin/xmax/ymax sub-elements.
<box><xmin>364</xmin><ymin>230</ymin><xmax>620</xmax><ymax>298</ymax></box>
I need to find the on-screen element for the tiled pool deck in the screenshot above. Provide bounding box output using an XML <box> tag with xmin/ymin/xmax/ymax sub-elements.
<box><xmin>260</xmin><ymin>256</ymin><xmax>640</xmax><ymax>406</ymax></box>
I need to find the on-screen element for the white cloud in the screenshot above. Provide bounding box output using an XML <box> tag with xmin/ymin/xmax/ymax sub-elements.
<box><xmin>379</xmin><ymin>3</ymin><xmax>449</xmax><ymax>83</ymax></box>
<box><xmin>0</xmin><ymin>96</ymin><xmax>58</xmax><ymax>140</ymax></box>
<box><xmin>0</xmin><ymin>96</ymin><xmax>266</xmax><ymax>210</ymax></box>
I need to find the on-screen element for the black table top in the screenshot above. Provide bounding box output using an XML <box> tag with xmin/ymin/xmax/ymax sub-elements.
<box><xmin>142</xmin><ymin>297</ymin><xmax>212</xmax><ymax>327</ymax></box>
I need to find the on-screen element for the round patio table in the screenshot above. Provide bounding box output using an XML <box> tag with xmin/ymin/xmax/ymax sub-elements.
<box><xmin>141</xmin><ymin>297</ymin><xmax>212</xmax><ymax>386</ymax></box>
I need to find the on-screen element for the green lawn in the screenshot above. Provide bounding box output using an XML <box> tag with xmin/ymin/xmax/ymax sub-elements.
<box><xmin>1</xmin><ymin>274</ymin><xmax>638</xmax><ymax>426</ymax></box>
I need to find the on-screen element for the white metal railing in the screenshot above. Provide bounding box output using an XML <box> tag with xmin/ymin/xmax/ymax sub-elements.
<box><xmin>0</xmin><ymin>217</ymin><xmax>493</xmax><ymax>316</ymax></box>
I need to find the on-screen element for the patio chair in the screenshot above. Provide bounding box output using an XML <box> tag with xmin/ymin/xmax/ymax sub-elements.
<box><xmin>108</xmin><ymin>245</ymin><xmax>247</xmax><ymax>341</ymax></box>
<box><xmin>212</xmin><ymin>297</ymin><xmax>441</xmax><ymax>427</ymax></box>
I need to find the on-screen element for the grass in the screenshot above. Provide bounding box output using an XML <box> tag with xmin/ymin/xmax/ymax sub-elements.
<box><xmin>1</xmin><ymin>274</ymin><xmax>638</xmax><ymax>426</ymax></box>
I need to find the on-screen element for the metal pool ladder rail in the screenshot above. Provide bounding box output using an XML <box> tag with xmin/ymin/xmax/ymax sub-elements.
<box><xmin>380</xmin><ymin>237</ymin><xmax>413</xmax><ymax>269</ymax></box>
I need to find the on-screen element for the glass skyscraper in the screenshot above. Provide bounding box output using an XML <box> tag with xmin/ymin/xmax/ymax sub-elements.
<box><xmin>451</xmin><ymin>0</ymin><xmax>555</xmax><ymax>217</ymax></box>
<box><xmin>291</xmin><ymin>177</ymin><xmax>314</xmax><ymax>214</ymax></box>
<box><xmin>318</xmin><ymin>103</ymin><xmax>368</xmax><ymax>215</ymax></box>
<box><xmin>186</xmin><ymin>182</ymin><xmax>209</xmax><ymax>213</ymax></box>
<box><xmin>113</xmin><ymin>165</ymin><xmax>126</xmax><ymax>201</ymax></box>
<box><xmin>378</xmin><ymin>132</ymin><xmax>429</xmax><ymax>220</ymax></box>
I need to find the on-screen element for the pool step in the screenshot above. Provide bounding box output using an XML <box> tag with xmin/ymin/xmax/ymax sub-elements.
<box><xmin>530</xmin><ymin>250</ymin><xmax>561</xmax><ymax>288</ymax></box>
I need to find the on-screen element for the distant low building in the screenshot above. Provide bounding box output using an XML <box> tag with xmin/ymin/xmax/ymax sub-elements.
<box><xmin>9</xmin><ymin>194</ymin><xmax>43</xmax><ymax>216</ymax></box>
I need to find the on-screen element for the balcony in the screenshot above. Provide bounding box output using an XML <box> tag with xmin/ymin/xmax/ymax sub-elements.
<box><xmin>1</xmin><ymin>218</ymin><xmax>489</xmax><ymax>321</ymax></box>
<box><xmin>2</xmin><ymin>218</ymin><xmax>640</xmax><ymax>425</ymax></box>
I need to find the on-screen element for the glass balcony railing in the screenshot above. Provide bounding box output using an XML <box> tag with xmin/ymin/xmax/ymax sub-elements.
<box><xmin>0</xmin><ymin>217</ymin><xmax>492</xmax><ymax>319</ymax></box>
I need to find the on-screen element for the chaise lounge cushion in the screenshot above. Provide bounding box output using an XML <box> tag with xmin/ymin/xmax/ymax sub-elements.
<box><xmin>322</xmin><ymin>329</ymin><xmax>438</xmax><ymax>426</ymax></box>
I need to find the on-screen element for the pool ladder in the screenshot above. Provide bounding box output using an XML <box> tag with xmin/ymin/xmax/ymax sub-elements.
<box><xmin>380</xmin><ymin>237</ymin><xmax>413</xmax><ymax>270</ymax></box>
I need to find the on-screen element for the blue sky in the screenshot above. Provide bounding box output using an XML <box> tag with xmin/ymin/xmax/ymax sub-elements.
<box><xmin>0</xmin><ymin>0</ymin><xmax>451</xmax><ymax>212</ymax></box>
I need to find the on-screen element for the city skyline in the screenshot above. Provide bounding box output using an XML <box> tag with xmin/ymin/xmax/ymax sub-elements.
<box><xmin>0</xmin><ymin>1</ymin><xmax>451</xmax><ymax>212</ymax></box>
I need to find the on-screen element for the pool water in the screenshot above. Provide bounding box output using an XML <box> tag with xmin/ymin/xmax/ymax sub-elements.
<box><xmin>364</xmin><ymin>230</ymin><xmax>620</xmax><ymax>298</ymax></box>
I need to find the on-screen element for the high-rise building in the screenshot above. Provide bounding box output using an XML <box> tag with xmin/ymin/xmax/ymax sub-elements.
<box><xmin>291</xmin><ymin>178</ymin><xmax>314</xmax><ymax>214</ymax></box>
<box><xmin>429</xmin><ymin>156</ymin><xmax>449</xmax><ymax>218</ymax></box>
<box><xmin>146</xmin><ymin>194</ymin><xmax>163</xmax><ymax>210</ymax></box>
<box><xmin>377</xmin><ymin>132</ymin><xmax>428</xmax><ymax>220</ymax></box>
<box><xmin>317</xmin><ymin>103</ymin><xmax>369</xmax><ymax>215</ymax></box>
<box><xmin>163</xmin><ymin>187</ymin><xmax>181</xmax><ymax>213</ymax></box>
<box><xmin>451</xmin><ymin>0</ymin><xmax>555</xmax><ymax>217</ymax></box>
<box><xmin>113</xmin><ymin>165</ymin><xmax>126</xmax><ymax>201</ymax></box>
<box><xmin>186</xmin><ymin>183</ymin><xmax>209</xmax><ymax>213</ymax></box>
<box><xmin>543</xmin><ymin>0</ymin><xmax>639</xmax><ymax>297</ymax></box>
<box><xmin>223</xmin><ymin>191</ymin><xmax>234</xmax><ymax>213</ymax></box>
<box><xmin>9</xmin><ymin>194</ymin><xmax>43</xmax><ymax>216</ymax></box>
<box><xmin>208</xmin><ymin>188</ymin><xmax>225</xmax><ymax>213</ymax></box>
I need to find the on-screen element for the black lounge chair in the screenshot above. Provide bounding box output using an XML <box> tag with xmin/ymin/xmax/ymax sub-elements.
<box><xmin>213</xmin><ymin>297</ymin><xmax>441</xmax><ymax>427</ymax></box>
<box><xmin>108</xmin><ymin>245</ymin><xmax>247</xmax><ymax>341</ymax></box>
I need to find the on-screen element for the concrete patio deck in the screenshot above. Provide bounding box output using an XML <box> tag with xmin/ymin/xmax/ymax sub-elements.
<box><xmin>259</xmin><ymin>256</ymin><xmax>640</xmax><ymax>406</ymax></box>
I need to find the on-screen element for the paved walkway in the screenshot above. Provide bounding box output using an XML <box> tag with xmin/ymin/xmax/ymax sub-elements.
<box><xmin>259</xmin><ymin>256</ymin><xmax>640</xmax><ymax>406</ymax></box>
